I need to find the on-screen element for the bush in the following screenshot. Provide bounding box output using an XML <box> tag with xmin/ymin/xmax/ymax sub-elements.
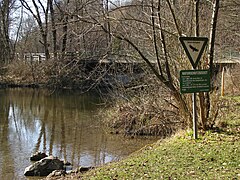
<box><xmin>101</xmin><ymin>77</ymin><xmax>184</xmax><ymax>137</ymax></box>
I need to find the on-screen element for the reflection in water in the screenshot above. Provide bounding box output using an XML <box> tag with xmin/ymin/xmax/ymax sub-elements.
<box><xmin>0</xmin><ymin>90</ymin><xmax>15</xmax><ymax>179</ymax></box>
<box><xmin>0</xmin><ymin>88</ymin><xmax>157</xmax><ymax>179</ymax></box>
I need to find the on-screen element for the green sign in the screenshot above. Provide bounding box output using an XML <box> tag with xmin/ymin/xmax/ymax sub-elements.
<box><xmin>180</xmin><ymin>70</ymin><xmax>211</xmax><ymax>93</ymax></box>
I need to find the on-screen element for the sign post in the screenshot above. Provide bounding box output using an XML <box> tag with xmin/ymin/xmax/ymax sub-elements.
<box><xmin>192</xmin><ymin>93</ymin><xmax>197</xmax><ymax>139</ymax></box>
<box><xmin>179</xmin><ymin>37</ymin><xmax>209</xmax><ymax>139</ymax></box>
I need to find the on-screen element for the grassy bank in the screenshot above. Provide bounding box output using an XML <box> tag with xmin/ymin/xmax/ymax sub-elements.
<box><xmin>81</xmin><ymin>131</ymin><xmax>239</xmax><ymax>179</ymax></box>
<box><xmin>49</xmin><ymin>96</ymin><xmax>240</xmax><ymax>180</ymax></box>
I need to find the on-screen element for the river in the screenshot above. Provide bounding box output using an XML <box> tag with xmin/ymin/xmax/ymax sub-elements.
<box><xmin>0</xmin><ymin>88</ymin><xmax>157</xmax><ymax>180</ymax></box>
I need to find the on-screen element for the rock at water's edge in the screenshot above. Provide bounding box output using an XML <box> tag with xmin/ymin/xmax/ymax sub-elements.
<box><xmin>24</xmin><ymin>156</ymin><xmax>64</xmax><ymax>176</ymax></box>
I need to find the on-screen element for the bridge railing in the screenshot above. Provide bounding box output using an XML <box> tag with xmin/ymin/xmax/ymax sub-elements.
<box><xmin>22</xmin><ymin>49</ymin><xmax>157</xmax><ymax>64</ymax></box>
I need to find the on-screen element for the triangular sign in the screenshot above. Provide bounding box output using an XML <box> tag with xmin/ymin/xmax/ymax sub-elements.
<box><xmin>179</xmin><ymin>37</ymin><xmax>208</xmax><ymax>69</ymax></box>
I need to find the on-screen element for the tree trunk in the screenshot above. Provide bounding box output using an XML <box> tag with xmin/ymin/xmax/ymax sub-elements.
<box><xmin>209</xmin><ymin>0</ymin><xmax>220</xmax><ymax>78</ymax></box>
<box><xmin>49</xmin><ymin>0</ymin><xmax>57</xmax><ymax>60</ymax></box>
<box><xmin>0</xmin><ymin>0</ymin><xmax>12</xmax><ymax>65</ymax></box>
<box><xmin>206</xmin><ymin>0</ymin><xmax>220</xmax><ymax>128</ymax></box>
<box><xmin>61</xmin><ymin>0</ymin><xmax>70</xmax><ymax>54</ymax></box>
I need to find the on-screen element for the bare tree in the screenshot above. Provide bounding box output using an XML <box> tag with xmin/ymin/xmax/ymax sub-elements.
<box><xmin>82</xmin><ymin>0</ymin><xmax>224</xmax><ymax>129</ymax></box>
<box><xmin>20</xmin><ymin>0</ymin><xmax>50</xmax><ymax>60</ymax></box>
<box><xmin>49</xmin><ymin>0</ymin><xmax>57</xmax><ymax>59</ymax></box>
<box><xmin>16</xmin><ymin>15</ymin><xmax>42</xmax><ymax>55</ymax></box>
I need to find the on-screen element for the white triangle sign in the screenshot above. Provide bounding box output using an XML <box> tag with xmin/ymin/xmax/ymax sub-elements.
<box><xmin>179</xmin><ymin>37</ymin><xmax>208</xmax><ymax>69</ymax></box>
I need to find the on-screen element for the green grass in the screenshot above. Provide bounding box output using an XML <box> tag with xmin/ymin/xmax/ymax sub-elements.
<box><xmin>82</xmin><ymin>131</ymin><xmax>240</xmax><ymax>180</ymax></box>
<box><xmin>219</xmin><ymin>96</ymin><xmax>240</xmax><ymax>131</ymax></box>
<box><xmin>56</xmin><ymin>96</ymin><xmax>240</xmax><ymax>180</ymax></box>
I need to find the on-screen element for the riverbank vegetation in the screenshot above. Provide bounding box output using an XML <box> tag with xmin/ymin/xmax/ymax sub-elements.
<box><xmin>100</xmin><ymin>76</ymin><xmax>184</xmax><ymax>137</ymax></box>
<box><xmin>48</xmin><ymin>95</ymin><xmax>240</xmax><ymax>179</ymax></box>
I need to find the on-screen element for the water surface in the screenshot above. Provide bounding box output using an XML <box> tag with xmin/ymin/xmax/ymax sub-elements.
<box><xmin>0</xmin><ymin>88</ymin><xmax>157</xmax><ymax>180</ymax></box>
